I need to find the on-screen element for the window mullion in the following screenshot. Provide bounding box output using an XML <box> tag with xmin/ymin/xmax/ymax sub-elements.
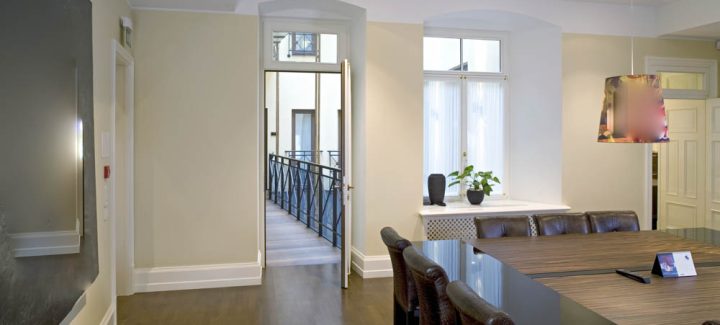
<box><xmin>460</xmin><ymin>74</ymin><xmax>468</xmax><ymax>197</ymax></box>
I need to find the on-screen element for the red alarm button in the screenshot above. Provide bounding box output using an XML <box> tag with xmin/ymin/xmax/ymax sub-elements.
<box><xmin>104</xmin><ymin>165</ymin><xmax>111</xmax><ymax>179</ymax></box>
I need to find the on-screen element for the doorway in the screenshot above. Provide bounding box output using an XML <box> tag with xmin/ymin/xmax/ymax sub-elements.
<box><xmin>264</xmin><ymin>71</ymin><xmax>343</xmax><ymax>268</ymax></box>
<box><xmin>111</xmin><ymin>40</ymin><xmax>135</xmax><ymax>302</ymax></box>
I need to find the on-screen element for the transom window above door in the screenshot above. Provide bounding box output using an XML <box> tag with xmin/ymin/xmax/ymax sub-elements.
<box><xmin>263</xmin><ymin>20</ymin><xmax>348</xmax><ymax>73</ymax></box>
<box><xmin>272</xmin><ymin>31</ymin><xmax>338</xmax><ymax>64</ymax></box>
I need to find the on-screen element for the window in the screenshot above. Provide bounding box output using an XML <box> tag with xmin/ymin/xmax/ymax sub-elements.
<box><xmin>423</xmin><ymin>34</ymin><xmax>507</xmax><ymax>198</ymax></box>
<box><xmin>273</xmin><ymin>31</ymin><xmax>338</xmax><ymax>64</ymax></box>
<box><xmin>646</xmin><ymin>57</ymin><xmax>718</xmax><ymax>99</ymax></box>
<box><xmin>263</xmin><ymin>19</ymin><xmax>348</xmax><ymax>72</ymax></box>
<box><xmin>424</xmin><ymin>37</ymin><xmax>501</xmax><ymax>73</ymax></box>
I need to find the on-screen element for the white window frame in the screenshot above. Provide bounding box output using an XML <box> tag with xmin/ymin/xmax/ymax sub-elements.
<box><xmin>263</xmin><ymin>18</ymin><xmax>349</xmax><ymax>73</ymax></box>
<box><xmin>645</xmin><ymin>56</ymin><xmax>718</xmax><ymax>100</ymax></box>
<box><xmin>423</xmin><ymin>28</ymin><xmax>511</xmax><ymax>200</ymax></box>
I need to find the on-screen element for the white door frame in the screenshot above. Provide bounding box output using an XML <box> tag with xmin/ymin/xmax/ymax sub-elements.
<box><xmin>644</xmin><ymin>56</ymin><xmax>717</xmax><ymax>230</ymax></box>
<box><xmin>110</xmin><ymin>39</ymin><xmax>135</xmax><ymax>304</ymax></box>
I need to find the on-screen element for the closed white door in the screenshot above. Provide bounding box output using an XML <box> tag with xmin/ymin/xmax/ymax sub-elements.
<box><xmin>707</xmin><ymin>99</ymin><xmax>720</xmax><ymax>229</ymax></box>
<box><xmin>659</xmin><ymin>99</ymin><xmax>706</xmax><ymax>229</ymax></box>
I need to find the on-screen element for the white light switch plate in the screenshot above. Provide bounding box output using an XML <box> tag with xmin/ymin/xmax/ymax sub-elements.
<box><xmin>101</xmin><ymin>131</ymin><xmax>111</xmax><ymax>158</ymax></box>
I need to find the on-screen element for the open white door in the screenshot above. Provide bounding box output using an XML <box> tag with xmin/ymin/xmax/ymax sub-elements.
<box><xmin>707</xmin><ymin>99</ymin><xmax>720</xmax><ymax>230</ymax></box>
<box><xmin>341</xmin><ymin>59</ymin><xmax>352</xmax><ymax>288</ymax></box>
<box><xmin>659</xmin><ymin>99</ymin><xmax>707</xmax><ymax>229</ymax></box>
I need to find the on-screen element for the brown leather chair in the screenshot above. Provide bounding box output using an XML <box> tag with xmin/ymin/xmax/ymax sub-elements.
<box><xmin>447</xmin><ymin>281</ymin><xmax>515</xmax><ymax>325</ymax></box>
<box><xmin>474</xmin><ymin>216</ymin><xmax>531</xmax><ymax>239</ymax></box>
<box><xmin>402</xmin><ymin>246</ymin><xmax>456</xmax><ymax>325</ymax></box>
<box><xmin>381</xmin><ymin>227</ymin><xmax>419</xmax><ymax>325</ymax></box>
<box><xmin>533</xmin><ymin>213</ymin><xmax>590</xmax><ymax>236</ymax></box>
<box><xmin>586</xmin><ymin>211</ymin><xmax>640</xmax><ymax>233</ymax></box>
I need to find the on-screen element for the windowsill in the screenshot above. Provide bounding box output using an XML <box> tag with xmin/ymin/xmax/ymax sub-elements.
<box><xmin>419</xmin><ymin>199</ymin><xmax>570</xmax><ymax>218</ymax></box>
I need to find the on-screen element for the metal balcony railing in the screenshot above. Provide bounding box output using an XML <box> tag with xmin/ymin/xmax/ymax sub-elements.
<box><xmin>328</xmin><ymin>150</ymin><xmax>341</xmax><ymax>169</ymax></box>
<box><xmin>285</xmin><ymin>150</ymin><xmax>322</xmax><ymax>163</ymax></box>
<box><xmin>268</xmin><ymin>154</ymin><xmax>343</xmax><ymax>247</ymax></box>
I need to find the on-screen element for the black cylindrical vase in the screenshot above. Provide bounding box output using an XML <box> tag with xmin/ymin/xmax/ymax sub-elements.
<box><xmin>428</xmin><ymin>174</ymin><xmax>446</xmax><ymax>206</ymax></box>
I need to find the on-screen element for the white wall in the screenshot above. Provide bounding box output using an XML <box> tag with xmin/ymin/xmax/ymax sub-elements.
<box><xmin>508</xmin><ymin>26</ymin><xmax>563</xmax><ymax>204</ymax></box>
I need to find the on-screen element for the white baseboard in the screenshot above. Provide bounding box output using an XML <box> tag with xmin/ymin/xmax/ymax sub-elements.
<box><xmin>99</xmin><ymin>303</ymin><xmax>115</xmax><ymax>325</ymax></box>
<box><xmin>10</xmin><ymin>229</ymin><xmax>80</xmax><ymax>257</ymax></box>
<box><xmin>351</xmin><ymin>247</ymin><xmax>392</xmax><ymax>279</ymax></box>
<box><xmin>133</xmin><ymin>251</ymin><xmax>262</xmax><ymax>292</ymax></box>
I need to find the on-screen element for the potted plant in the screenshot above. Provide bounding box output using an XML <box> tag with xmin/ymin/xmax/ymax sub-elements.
<box><xmin>447</xmin><ymin>166</ymin><xmax>501</xmax><ymax>205</ymax></box>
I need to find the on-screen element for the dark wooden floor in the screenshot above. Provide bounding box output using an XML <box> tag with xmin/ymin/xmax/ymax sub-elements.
<box><xmin>117</xmin><ymin>263</ymin><xmax>393</xmax><ymax>324</ymax></box>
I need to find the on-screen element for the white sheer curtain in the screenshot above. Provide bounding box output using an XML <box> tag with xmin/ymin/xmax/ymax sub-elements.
<box><xmin>294</xmin><ymin>112</ymin><xmax>313</xmax><ymax>151</ymax></box>
<box><xmin>424</xmin><ymin>78</ymin><xmax>461</xmax><ymax>196</ymax></box>
<box><xmin>466</xmin><ymin>79</ymin><xmax>505</xmax><ymax>195</ymax></box>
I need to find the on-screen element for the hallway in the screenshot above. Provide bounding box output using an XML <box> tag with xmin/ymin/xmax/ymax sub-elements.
<box><xmin>265</xmin><ymin>201</ymin><xmax>340</xmax><ymax>267</ymax></box>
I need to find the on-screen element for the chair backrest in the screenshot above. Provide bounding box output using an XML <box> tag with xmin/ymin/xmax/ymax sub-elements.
<box><xmin>446</xmin><ymin>281</ymin><xmax>515</xmax><ymax>325</ymax></box>
<box><xmin>380</xmin><ymin>227</ymin><xmax>417</xmax><ymax>311</ymax></box>
<box><xmin>533</xmin><ymin>213</ymin><xmax>590</xmax><ymax>236</ymax></box>
<box><xmin>403</xmin><ymin>246</ymin><xmax>456</xmax><ymax>325</ymax></box>
<box><xmin>474</xmin><ymin>216</ymin><xmax>531</xmax><ymax>239</ymax></box>
<box><xmin>586</xmin><ymin>211</ymin><xmax>640</xmax><ymax>233</ymax></box>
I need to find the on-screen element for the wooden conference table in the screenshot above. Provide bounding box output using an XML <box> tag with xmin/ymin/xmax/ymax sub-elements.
<box><xmin>416</xmin><ymin>228</ymin><xmax>720</xmax><ymax>325</ymax></box>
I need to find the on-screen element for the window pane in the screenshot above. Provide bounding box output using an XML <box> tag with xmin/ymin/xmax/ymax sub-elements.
<box><xmin>466</xmin><ymin>79</ymin><xmax>504</xmax><ymax>195</ymax></box>
<box><xmin>273</xmin><ymin>31</ymin><xmax>338</xmax><ymax>64</ymax></box>
<box><xmin>424</xmin><ymin>78</ymin><xmax>462</xmax><ymax>196</ymax></box>
<box><xmin>293</xmin><ymin>112</ymin><xmax>314</xmax><ymax>152</ymax></box>
<box><xmin>463</xmin><ymin>39</ymin><xmax>501</xmax><ymax>73</ymax></box>
<box><xmin>658</xmin><ymin>72</ymin><xmax>704</xmax><ymax>90</ymax></box>
<box><xmin>319</xmin><ymin>34</ymin><xmax>338</xmax><ymax>64</ymax></box>
<box><xmin>424</xmin><ymin>37</ymin><xmax>461</xmax><ymax>71</ymax></box>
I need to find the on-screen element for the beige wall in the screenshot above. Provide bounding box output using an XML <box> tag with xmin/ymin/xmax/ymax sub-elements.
<box><xmin>357</xmin><ymin>22</ymin><xmax>424</xmax><ymax>255</ymax></box>
<box><xmin>72</xmin><ymin>0</ymin><xmax>131</xmax><ymax>323</ymax></box>
<box><xmin>562</xmin><ymin>34</ymin><xmax>720</xmax><ymax>227</ymax></box>
<box><xmin>132</xmin><ymin>10</ymin><xmax>259</xmax><ymax>267</ymax></box>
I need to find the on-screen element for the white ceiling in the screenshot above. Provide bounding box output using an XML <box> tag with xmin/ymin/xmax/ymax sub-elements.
<box><xmin>128</xmin><ymin>0</ymin><xmax>720</xmax><ymax>38</ymax></box>
<box><xmin>563</xmin><ymin>0</ymin><xmax>678</xmax><ymax>6</ymax></box>
<box><xmin>129</xmin><ymin>0</ymin><xmax>239</xmax><ymax>12</ymax></box>
<box><xmin>670</xmin><ymin>21</ymin><xmax>720</xmax><ymax>39</ymax></box>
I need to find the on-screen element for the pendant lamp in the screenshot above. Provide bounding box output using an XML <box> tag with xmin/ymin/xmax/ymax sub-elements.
<box><xmin>597</xmin><ymin>0</ymin><xmax>669</xmax><ymax>143</ymax></box>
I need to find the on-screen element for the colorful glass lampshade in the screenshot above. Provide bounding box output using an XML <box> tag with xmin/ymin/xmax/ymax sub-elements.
<box><xmin>597</xmin><ymin>74</ymin><xmax>669</xmax><ymax>143</ymax></box>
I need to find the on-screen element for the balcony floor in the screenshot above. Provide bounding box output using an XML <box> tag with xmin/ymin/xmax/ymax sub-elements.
<box><xmin>265</xmin><ymin>200</ymin><xmax>340</xmax><ymax>267</ymax></box>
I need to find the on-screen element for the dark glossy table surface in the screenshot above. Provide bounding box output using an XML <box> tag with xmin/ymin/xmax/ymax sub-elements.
<box><xmin>413</xmin><ymin>229</ymin><xmax>720</xmax><ymax>325</ymax></box>
<box><xmin>412</xmin><ymin>240</ymin><xmax>613</xmax><ymax>325</ymax></box>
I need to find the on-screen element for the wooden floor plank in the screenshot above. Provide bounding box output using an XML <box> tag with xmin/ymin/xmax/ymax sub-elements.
<box><xmin>265</xmin><ymin>201</ymin><xmax>340</xmax><ymax>267</ymax></box>
<box><xmin>117</xmin><ymin>264</ymin><xmax>393</xmax><ymax>325</ymax></box>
